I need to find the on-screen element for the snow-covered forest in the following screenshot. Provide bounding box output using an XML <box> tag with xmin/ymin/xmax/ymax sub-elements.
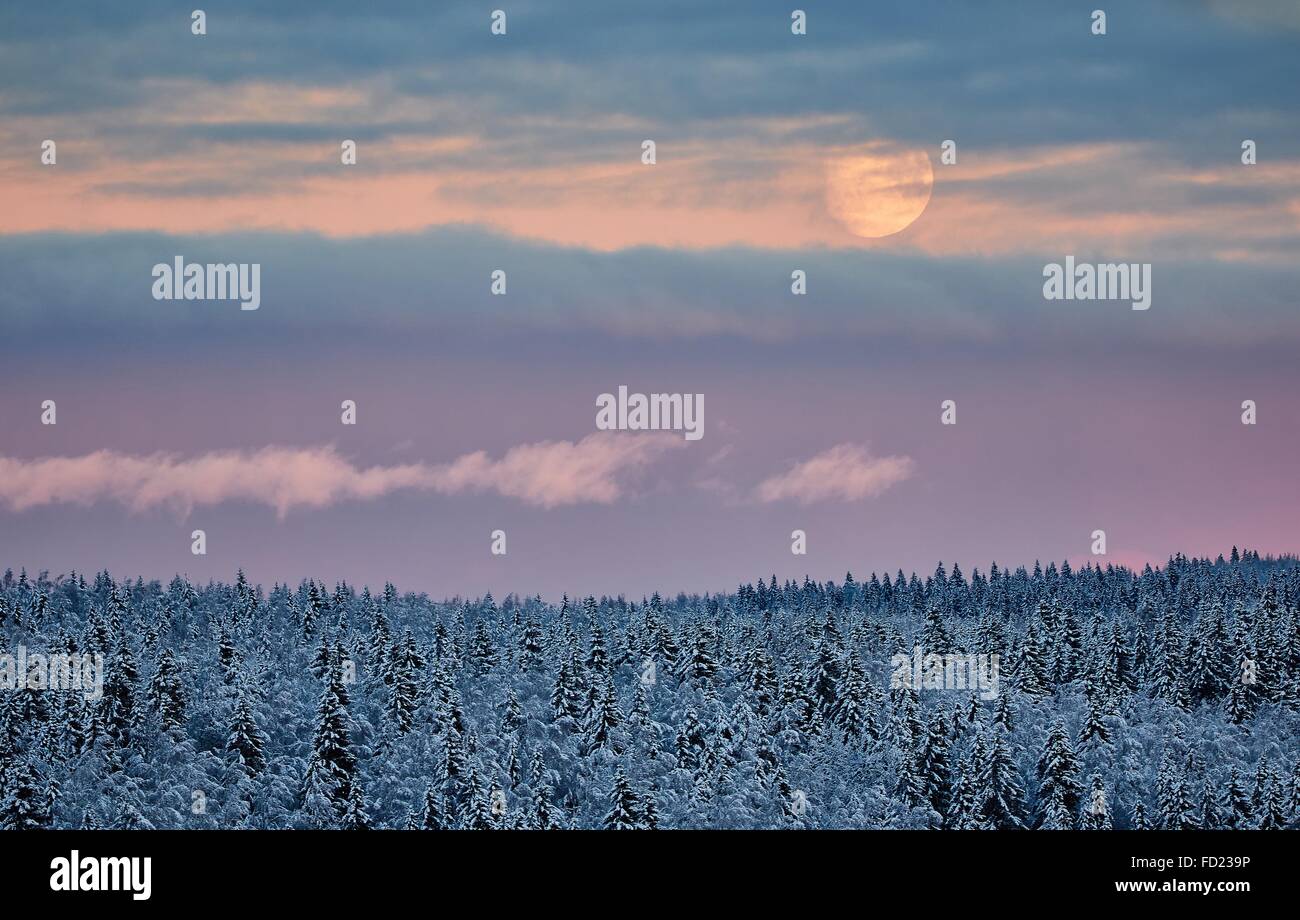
<box><xmin>2</xmin><ymin>549</ymin><xmax>1298</xmax><ymax>830</ymax></box>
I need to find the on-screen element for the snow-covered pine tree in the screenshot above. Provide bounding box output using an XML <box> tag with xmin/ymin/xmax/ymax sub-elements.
<box><xmin>146</xmin><ymin>648</ymin><xmax>187</xmax><ymax>732</ymax></box>
<box><xmin>603</xmin><ymin>767</ymin><xmax>641</xmax><ymax>830</ymax></box>
<box><xmin>1036</xmin><ymin>720</ymin><xmax>1082</xmax><ymax>829</ymax></box>
<box><xmin>1131</xmin><ymin>800</ymin><xmax>1150</xmax><ymax>830</ymax></box>
<box><xmin>226</xmin><ymin>688</ymin><xmax>268</xmax><ymax>777</ymax></box>
<box><xmin>1081</xmin><ymin>774</ymin><xmax>1111</xmax><ymax>830</ymax></box>
<box><xmin>412</xmin><ymin>784</ymin><xmax>444</xmax><ymax>829</ymax></box>
<box><xmin>1156</xmin><ymin>750</ymin><xmax>1192</xmax><ymax>830</ymax></box>
<box><xmin>1015</xmin><ymin>621</ymin><xmax>1049</xmax><ymax>697</ymax></box>
<box><xmin>974</xmin><ymin>726</ymin><xmax>1026</xmax><ymax>829</ymax></box>
<box><xmin>301</xmin><ymin>661</ymin><xmax>361</xmax><ymax>828</ymax></box>
<box><xmin>0</xmin><ymin>756</ymin><xmax>54</xmax><ymax>829</ymax></box>
<box><xmin>1220</xmin><ymin>766</ymin><xmax>1252</xmax><ymax>829</ymax></box>
<box><xmin>1198</xmin><ymin>776</ymin><xmax>1220</xmax><ymax>829</ymax></box>
<box><xmin>917</xmin><ymin>710</ymin><xmax>951</xmax><ymax>824</ymax></box>
<box><xmin>1077</xmin><ymin>689</ymin><xmax>1111</xmax><ymax>752</ymax></box>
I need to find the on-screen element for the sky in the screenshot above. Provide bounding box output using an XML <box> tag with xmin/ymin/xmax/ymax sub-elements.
<box><xmin>1</xmin><ymin>0</ymin><xmax>1298</xmax><ymax>600</ymax></box>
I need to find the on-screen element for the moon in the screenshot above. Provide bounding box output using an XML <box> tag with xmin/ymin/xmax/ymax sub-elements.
<box><xmin>825</xmin><ymin>144</ymin><xmax>934</xmax><ymax>238</ymax></box>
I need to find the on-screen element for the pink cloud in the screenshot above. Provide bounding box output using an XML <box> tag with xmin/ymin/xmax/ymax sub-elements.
<box><xmin>0</xmin><ymin>434</ymin><xmax>682</xmax><ymax>516</ymax></box>
<box><xmin>6</xmin><ymin>125</ymin><xmax>1297</xmax><ymax>261</ymax></box>
<box><xmin>754</xmin><ymin>444</ymin><xmax>914</xmax><ymax>505</ymax></box>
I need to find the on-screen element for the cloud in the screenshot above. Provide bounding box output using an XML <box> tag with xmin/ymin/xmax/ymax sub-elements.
<box><xmin>9</xmin><ymin>130</ymin><xmax>1300</xmax><ymax>260</ymax></box>
<box><xmin>755</xmin><ymin>444</ymin><xmax>913</xmax><ymax>505</ymax></box>
<box><xmin>0</xmin><ymin>434</ymin><xmax>682</xmax><ymax>516</ymax></box>
<box><xmin>8</xmin><ymin>227</ymin><xmax>1300</xmax><ymax>353</ymax></box>
<box><xmin>5</xmin><ymin>0</ymin><xmax>1300</xmax><ymax>254</ymax></box>
<box><xmin>4</xmin><ymin>0</ymin><xmax>1297</xmax><ymax>154</ymax></box>
<box><xmin>1203</xmin><ymin>0</ymin><xmax>1300</xmax><ymax>30</ymax></box>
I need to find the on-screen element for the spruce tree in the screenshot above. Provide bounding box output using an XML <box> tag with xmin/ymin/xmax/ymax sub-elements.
<box><xmin>469</xmin><ymin>619</ymin><xmax>499</xmax><ymax>675</ymax></box>
<box><xmin>301</xmin><ymin>662</ymin><xmax>360</xmax><ymax>827</ymax></box>
<box><xmin>519</xmin><ymin>616</ymin><xmax>545</xmax><ymax>673</ymax></box>
<box><xmin>1040</xmin><ymin>790</ymin><xmax>1074</xmax><ymax>829</ymax></box>
<box><xmin>1222</xmin><ymin>766</ymin><xmax>1252</xmax><ymax>829</ymax></box>
<box><xmin>603</xmin><ymin>767</ymin><xmax>641</xmax><ymax>830</ymax></box>
<box><xmin>339</xmin><ymin>784</ymin><xmax>370</xmax><ymax>830</ymax></box>
<box><xmin>1156</xmin><ymin>751</ymin><xmax>1192</xmax><ymax>830</ymax></box>
<box><xmin>1131</xmin><ymin>800</ymin><xmax>1150</xmax><ymax>830</ymax></box>
<box><xmin>947</xmin><ymin>764</ymin><xmax>981</xmax><ymax>829</ymax></box>
<box><xmin>1252</xmin><ymin>756</ymin><xmax>1287</xmax><ymax>829</ymax></box>
<box><xmin>1227</xmin><ymin>617</ymin><xmax>1259</xmax><ymax>723</ymax></box>
<box><xmin>1077</xmin><ymin>691</ymin><xmax>1111</xmax><ymax>751</ymax></box>
<box><xmin>681</xmin><ymin>625</ymin><xmax>720</xmax><ymax>685</ymax></box>
<box><xmin>921</xmin><ymin>605</ymin><xmax>952</xmax><ymax>654</ymax></box>
<box><xmin>1101</xmin><ymin>620</ymin><xmax>1133</xmax><ymax>702</ymax></box>
<box><xmin>226</xmin><ymin>689</ymin><xmax>267</xmax><ymax>777</ymax></box>
<box><xmin>531</xmin><ymin>782</ymin><xmax>561</xmax><ymax>830</ymax></box>
<box><xmin>641</xmin><ymin>782</ymin><xmax>660</xmax><ymax>830</ymax></box>
<box><xmin>1081</xmin><ymin>774</ymin><xmax>1112</xmax><ymax>830</ymax></box>
<box><xmin>1189</xmin><ymin>602</ymin><xmax>1230</xmax><ymax>701</ymax></box>
<box><xmin>746</xmin><ymin>643</ymin><xmax>778</xmax><ymax>714</ymax></box>
<box><xmin>1016</xmin><ymin>622</ymin><xmax>1049</xmax><ymax>697</ymax></box>
<box><xmin>832</xmin><ymin>654</ymin><xmax>870</xmax><ymax>739</ymax></box>
<box><xmin>146</xmin><ymin>648</ymin><xmax>187</xmax><ymax>732</ymax></box>
<box><xmin>385</xmin><ymin>642</ymin><xmax>419</xmax><ymax>735</ymax></box>
<box><xmin>462</xmin><ymin>768</ymin><xmax>493</xmax><ymax>830</ymax></box>
<box><xmin>101</xmin><ymin>642</ymin><xmax>139</xmax><ymax>746</ymax></box>
<box><xmin>993</xmin><ymin>693</ymin><xmax>1015</xmax><ymax>734</ymax></box>
<box><xmin>0</xmin><ymin>756</ymin><xmax>54</xmax><ymax>830</ymax></box>
<box><xmin>974</xmin><ymin>727</ymin><xmax>1027</xmax><ymax>829</ymax></box>
<box><xmin>584</xmin><ymin>675</ymin><xmax>621</xmax><ymax>753</ymax></box>
<box><xmin>1051</xmin><ymin>603</ymin><xmax>1082</xmax><ymax>685</ymax></box>
<box><xmin>1036</xmin><ymin>721</ymin><xmax>1082</xmax><ymax>829</ymax></box>
<box><xmin>1198</xmin><ymin>776</ymin><xmax>1220</xmax><ymax>829</ymax></box>
<box><xmin>500</xmin><ymin>688</ymin><xmax>523</xmax><ymax>736</ymax></box>
<box><xmin>675</xmin><ymin>709</ymin><xmax>707</xmax><ymax>771</ymax></box>
<box><xmin>416</xmin><ymin>784</ymin><xmax>447</xmax><ymax>826</ymax></box>
<box><xmin>917</xmin><ymin>710</ymin><xmax>951</xmax><ymax>822</ymax></box>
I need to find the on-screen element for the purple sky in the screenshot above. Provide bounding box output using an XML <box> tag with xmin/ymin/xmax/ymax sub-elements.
<box><xmin>2</xmin><ymin>333</ymin><xmax>1295</xmax><ymax>599</ymax></box>
<box><xmin>2</xmin><ymin>2</ymin><xmax>1298</xmax><ymax>597</ymax></box>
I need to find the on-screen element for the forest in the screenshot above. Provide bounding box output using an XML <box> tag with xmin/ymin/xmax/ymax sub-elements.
<box><xmin>1</xmin><ymin>548</ymin><xmax>1298</xmax><ymax>830</ymax></box>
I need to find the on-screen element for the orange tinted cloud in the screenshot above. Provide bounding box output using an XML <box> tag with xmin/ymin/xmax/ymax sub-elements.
<box><xmin>4</xmin><ymin>106</ymin><xmax>1299</xmax><ymax>256</ymax></box>
<box><xmin>0</xmin><ymin>434</ymin><xmax>684</xmax><ymax>516</ymax></box>
<box><xmin>755</xmin><ymin>444</ymin><xmax>914</xmax><ymax>505</ymax></box>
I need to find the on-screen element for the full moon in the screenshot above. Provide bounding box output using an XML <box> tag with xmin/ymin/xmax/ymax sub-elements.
<box><xmin>825</xmin><ymin>145</ymin><xmax>934</xmax><ymax>238</ymax></box>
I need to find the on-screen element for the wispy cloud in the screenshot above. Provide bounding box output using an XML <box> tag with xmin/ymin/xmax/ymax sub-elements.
<box><xmin>0</xmin><ymin>434</ymin><xmax>683</xmax><ymax>516</ymax></box>
<box><xmin>12</xmin><ymin>133</ymin><xmax>1300</xmax><ymax>259</ymax></box>
<box><xmin>11</xmin><ymin>228</ymin><xmax>1300</xmax><ymax>352</ymax></box>
<box><xmin>754</xmin><ymin>444</ymin><xmax>913</xmax><ymax>504</ymax></box>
